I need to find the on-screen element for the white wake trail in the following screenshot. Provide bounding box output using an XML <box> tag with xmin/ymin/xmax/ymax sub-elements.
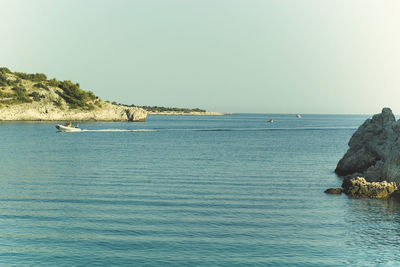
<box><xmin>81</xmin><ymin>129</ymin><xmax>158</xmax><ymax>132</ymax></box>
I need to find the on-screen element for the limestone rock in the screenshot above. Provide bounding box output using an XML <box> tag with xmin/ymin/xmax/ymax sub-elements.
<box><xmin>341</xmin><ymin>177</ymin><xmax>397</xmax><ymax>198</ymax></box>
<box><xmin>335</xmin><ymin>107</ymin><xmax>400</xmax><ymax>184</ymax></box>
<box><xmin>324</xmin><ymin>188</ymin><xmax>343</xmax><ymax>194</ymax></box>
<box><xmin>0</xmin><ymin>100</ymin><xmax>147</xmax><ymax>122</ymax></box>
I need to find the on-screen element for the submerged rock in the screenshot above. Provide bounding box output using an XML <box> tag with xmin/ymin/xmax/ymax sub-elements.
<box><xmin>335</xmin><ymin>107</ymin><xmax>400</xmax><ymax>184</ymax></box>
<box><xmin>324</xmin><ymin>188</ymin><xmax>343</xmax><ymax>194</ymax></box>
<box><xmin>341</xmin><ymin>177</ymin><xmax>397</xmax><ymax>198</ymax></box>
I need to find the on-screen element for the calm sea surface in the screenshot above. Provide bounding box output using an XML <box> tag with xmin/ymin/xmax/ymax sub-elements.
<box><xmin>1</xmin><ymin>114</ymin><xmax>400</xmax><ymax>266</ymax></box>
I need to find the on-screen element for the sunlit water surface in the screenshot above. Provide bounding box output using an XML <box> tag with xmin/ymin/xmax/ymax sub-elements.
<box><xmin>1</xmin><ymin>114</ymin><xmax>400</xmax><ymax>266</ymax></box>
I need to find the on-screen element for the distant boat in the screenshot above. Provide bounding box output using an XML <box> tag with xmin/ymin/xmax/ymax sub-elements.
<box><xmin>56</xmin><ymin>122</ymin><xmax>82</xmax><ymax>132</ymax></box>
<box><xmin>268</xmin><ymin>119</ymin><xmax>274</xmax><ymax>123</ymax></box>
<box><xmin>296</xmin><ymin>114</ymin><xmax>302</xmax><ymax>119</ymax></box>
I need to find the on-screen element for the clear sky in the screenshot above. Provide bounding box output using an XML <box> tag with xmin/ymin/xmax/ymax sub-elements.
<box><xmin>1</xmin><ymin>0</ymin><xmax>399</xmax><ymax>114</ymax></box>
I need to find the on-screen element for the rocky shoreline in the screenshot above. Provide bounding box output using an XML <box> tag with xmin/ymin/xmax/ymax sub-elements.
<box><xmin>0</xmin><ymin>102</ymin><xmax>225</xmax><ymax>121</ymax></box>
<box><xmin>325</xmin><ymin>177</ymin><xmax>398</xmax><ymax>198</ymax></box>
<box><xmin>0</xmin><ymin>101</ymin><xmax>147</xmax><ymax>122</ymax></box>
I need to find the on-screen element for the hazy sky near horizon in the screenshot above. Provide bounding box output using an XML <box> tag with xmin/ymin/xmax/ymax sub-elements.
<box><xmin>1</xmin><ymin>0</ymin><xmax>399</xmax><ymax>114</ymax></box>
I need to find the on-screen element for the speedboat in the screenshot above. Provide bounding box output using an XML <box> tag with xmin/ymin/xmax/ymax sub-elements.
<box><xmin>268</xmin><ymin>119</ymin><xmax>274</xmax><ymax>123</ymax></box>
<box><xmin>56</xmin><ymin>123</ymin><xmax>82</xmax><ymax>132</ymax></box>
<box><xmin>296</xmin><ymin>114</ymin><xmax>302</xmax><ymax>119</ymax></box>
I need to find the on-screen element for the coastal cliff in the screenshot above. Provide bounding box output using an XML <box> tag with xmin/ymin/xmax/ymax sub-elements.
<box><xmin>0</xmin><ymin>68</ymin><xmax>146</xmax><ymax>121</ymax></box>
<box><xmin>325</xmin><ymin>108</ymin><xmax>400</xmax><ymax>198</ymax></box>
<box><xmin>0</xmin><ymin>101</ymin><xmax>147</xmax><ymax>121</ymax></box>
<box><xmin>335</xmin><ymin>108</ymin><xmax>400</xmax><ymax>183</ymax></box>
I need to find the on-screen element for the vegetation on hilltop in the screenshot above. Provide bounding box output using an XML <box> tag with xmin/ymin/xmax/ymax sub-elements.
<box><xmin>0</xmin><ymin>68</ymin><xmax>19</xmax><ymax>87</ymax></box>
<box><xmin>0</xmin><ymin>67</ymin><xmax>100</xmax><ymax>110</ymax></box>
<box><xmin>15</xmin><ymin>72</ymin><xmax>47</xmax><ymax>82</ymax></box>
<box><xmin>117</xmin><ymin>103</ymin><xmax>206</xmax><ymax>113</ymax></box>
<box><xmin>139</xmin><ymin>106</ymin><xmax>206</xmax><ymax>113</ymax></box>
<box><xmin>57</xmin><ymin>80</ymin><xmax>97</xmax><ymax>109</ymax></box>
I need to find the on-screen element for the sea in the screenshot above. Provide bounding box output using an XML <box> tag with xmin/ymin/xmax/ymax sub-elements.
<box><xmin>1</xmin><ymin>114</ymin><xmax>400</xmax><ymax>266</ymax></box>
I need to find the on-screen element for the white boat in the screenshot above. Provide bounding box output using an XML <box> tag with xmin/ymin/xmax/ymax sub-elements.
<box><xmin>56</xmin><ymin>124</ymin><xmax>82</xmax><ymax>132</ymax></box>
<box><xmin>296</xmin><ymin>114</ymin><xmax>302</xmax><ymax>118</ymax></box>
<box><xmin>268</xmin><ymin>119</ymin><xmax>274</xmax><ymax>123</ymax></box>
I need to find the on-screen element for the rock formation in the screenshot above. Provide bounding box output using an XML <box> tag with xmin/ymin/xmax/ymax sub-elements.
<box><xmin>341</xmin><ymin>177</ymin><xmax>397</xmax><ymax>198</ymax></box>
<box><xmin>0</xmin><ymin>100</ymin><xmax>147</xmax><ymax>121</ymax></box>
<box><xmin>324</xmin><ymin>188</ymin><xmax>343</xmax><ymax>194</ymax></box>
<box><xmin>335</xmin><ymin>107</ymin><xmax>400</xmax><ymax>184</ymax></box>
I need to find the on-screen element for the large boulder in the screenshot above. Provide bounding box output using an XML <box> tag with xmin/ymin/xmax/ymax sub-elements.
<box><xmin>341</xmin><ymin>177</ymin><xmax>397</xmax><ymax>198</ymax></box>
<box><xmin>125</xmin><ymin>107</ymin><xmax>146</xmax><ymax>122</ymax></box>
<box><xmin>335</xmin><ymin>108</ymin><xmax>400</xmax><ymax>183</ymax></box>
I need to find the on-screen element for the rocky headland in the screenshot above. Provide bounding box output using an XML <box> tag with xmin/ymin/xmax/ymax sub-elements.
<box><xmin>0</xmin><ymin>68</ymin><xmax>222</xmax><ymax>121</ymax></box>
<box><xmin>0</xmin><ymin>100</ymin><xmax>147</xmax><ymax>122</ymax></box>
<box><xmin>330</xmin><ymin>108</ymin><xmax>400</xmax><ymax>198</ymax></box>
<box><xmin>0</xmin><ymin>68</ymin><xmax>146</xmax><ymax>121</ymax></box>
<box><xmin>335</xmin><ymin>108</ymin><xmax>400</xmax><ymax>183</ymax></box>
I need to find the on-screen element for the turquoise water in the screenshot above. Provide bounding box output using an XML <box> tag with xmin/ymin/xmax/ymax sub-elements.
<box><xmin>1</xmin><ymin>114</ymin><xmax>400</xmax><ymax>266</ymax></box>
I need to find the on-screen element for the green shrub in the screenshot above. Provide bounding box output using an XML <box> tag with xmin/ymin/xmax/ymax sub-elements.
<box><xmin>0</xmin><ymin>91</ymin><xmax>13</xmax><ymax>98</ymax></box>
<box><xmin>11</xmin><ymin>86</ymin><xmax>31</xmax><ymax>103</ymax></box>
<box><xmin>12</xmin><ymin>78</ymin><xmax>21</xmax><ymax>86</ymax></box>
<box><xmin>0</xmin><ymin>73</ymin><xmax>8</xmax><ymax>86</ymax></box>
<box><xmin>86</xmin><ymin>104</ymin><xmax>95</xmax><ymax>110</ymax></box>
<box><xmin>95</xmin><ymin>100</ymin><xmax>102</xmax><ymax>107</ymax></box>
<box><xmin>87</xmin><ymin>91</ymin><xmax>96</xmax><ymax>100</ymax></box>
<box><xmin>29</xmin><ymin>91</ymin><xmax>43</xmax><ymax>101</ymax></box>
<box><xmin>0</xmin><ymin>73</ymin><xmax>21</xmax><ymax>87</ymax></box>
<box><xmin>0</xmin><ymin>67</ymin><xmax>11</xmax><ymax>74</ymax></box>
<box><xmin>58</xmin><ymin>80</ymin><xmax>95</xmax><ymax>109</ymax></box>
<box><xmin>11</xmin><ymin>86</ymin><xmax>26</xmax><ymax>93</ymax></box>
<box><xmin>47</xmin><ymin>78</ymin><xmax>59</xmax><ymax>87</ymax></box>
<box><xmin>53</xmin><ymin>98</ymin><xmax>63</xmax><ymax>108</ymax></box>
<box><xmin>34</xmin><ymin>83</ymin><xmax>49</xmax><ymax>91</ymax></box>
<box><xmin>15</xmin><ymin>72</ymin><xmax>47</xmax><ymax>82</ymax></box>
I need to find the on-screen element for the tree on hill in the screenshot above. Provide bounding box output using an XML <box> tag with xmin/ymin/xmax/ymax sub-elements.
<box><xmin>57</xmin><ymin>80</ymin><xmax>96</xmax><ymax>109</ymax></box>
